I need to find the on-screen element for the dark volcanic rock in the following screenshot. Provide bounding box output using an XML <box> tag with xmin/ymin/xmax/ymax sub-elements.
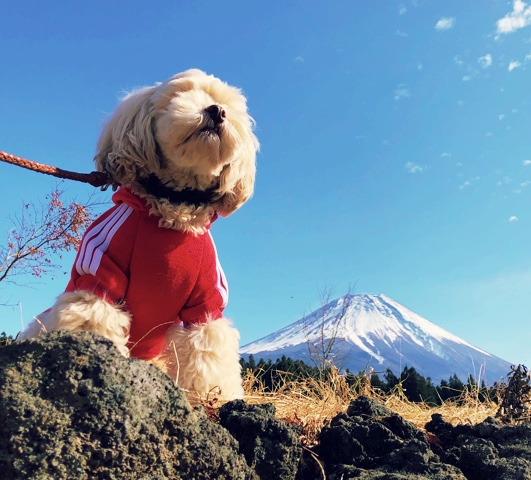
<box><xmin>0</xmin><ymin>331</ymin><xmax>257</xmax><ymax>480</ymax></box>
<box><xmin>220</xmin><ymin>400</ymin><xmax>302</xmax><ymax>480</ymax></box>
<box><xmin>5</xmin><ymin>334</ymin><xmax>531</xmax><ymax>480</ymax></box>
<box><xmin>317</xmin><ymin>398</ymin><xmax>531</xmax><ymax>480</ymax></box>
<box><xmin>426</xmin><ymin>413</ymin><xmax>531</xmax><ymax>480</ymax></box>
<box><xmin>315</xmin><ymin>396</ymin><xmax>465</xmax><ymax>479</ymax></box>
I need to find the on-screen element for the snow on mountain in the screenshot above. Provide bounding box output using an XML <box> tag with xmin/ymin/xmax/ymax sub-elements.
<box><xmin>240</xmin><ymin>294</ymin><xmax>512</xmax><ymax>384</ymax></box>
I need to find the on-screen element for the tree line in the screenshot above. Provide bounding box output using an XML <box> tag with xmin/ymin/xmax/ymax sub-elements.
<box><xmin>240</xmin><ymin>354</ymin><xmax>497</xmax><ymax>406</ymax></box>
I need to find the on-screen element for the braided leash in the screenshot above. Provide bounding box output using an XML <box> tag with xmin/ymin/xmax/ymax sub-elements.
<box><xmin>0</xmin><ymin>150</ymin><xmax>113</xmax><ymax>189</ymax></box>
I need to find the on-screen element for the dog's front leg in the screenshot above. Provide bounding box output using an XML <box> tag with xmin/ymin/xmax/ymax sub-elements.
<box><xmin>160</xmin><ymin>317</ymin><xmax>244</xmax><ymax>400</ymax></box>
<box><xmin>17</xmin><ymin>291</ymin><xmax>131</xmax><ymax>356</ymax></box>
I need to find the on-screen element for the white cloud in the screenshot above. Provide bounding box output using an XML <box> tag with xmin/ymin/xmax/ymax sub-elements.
<box><xmin>441</xmin><ymin>152</ymin><xmax>452</xmax><ymax>158</ymax></box>
<box><xmin>478</xmin><ymin>54</ymin><xmax>493</xmax><ymax>69</ymax></box>
<box><xmin>294</xmin><ymin>56</ymin><xmax>304</xmax><ymax>63</ymax></box>
<box><xmin>394</xmin><ymin>85</ymin><xmax>411</xmax><ymax>100</ymax></box>
<box><xmin>522</xmin><ymin>159</ymin><xmax>531</xmax><ymax>165</ymax></box>
<box><xmin>454</xmin><ymin>55</ymin><xmax>464</xmax><ymax>67</ymax></box>
<box><xmin>497</xmin><ymin>176</ymin><xmax>512</xmax><ymax>186</ymax></box>
<box><xmin>486</xmin><ymin>131</ymin><xmax>494</xmax><ymax>137</ymax></box>
<box><xmin>508</xmin><ymin>215</ymin><xmax>519</xmax><ymax>222</ymax></box>
<box><xmin>462</xmin><ymin>75</ymin><xmax>472</xmax><ymax>81</ymax></box>
<box><xmin>417</xmin><ymin>62</ymin><xmax>423</xmax><ymax>71</ymax></box>
<box><xmin>405</xmin><ymin>162</ymin><xmax>425</xmax><ymax>173</ymax></box>
<box><xmin>399</xmin><ymin>4</ymin><xmax>407</xmax><ymax>15</ymax></box>
<box><xmin>499</xmin><ymin>114</ymin><xmax>506</xmax><ymax>120</ymax></box>
<box><xmin>435</xmin><ymin>17</ymin><xmax>456</xmax><ymax>30</ymax></box>
<box><xmin>508</xmin><ymin>60</ymin><xmax>522</xmax><ymax>71</ymax></box>
<box><xmin>497</xmin><ymin>0</ymin><xmax>531</xmax><ymax>35</ymax></box>
<box><xmin>459</xmin><ymin>176</ymin><xmax>480</xmax><ymax>190</ymax></box>
<box><xmin>395</xmin><ymin>30</ymin><xmax>408</xmax><ymax>37</ymax></box>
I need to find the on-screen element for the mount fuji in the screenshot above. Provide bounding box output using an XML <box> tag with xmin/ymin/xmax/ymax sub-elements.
<box><xmin>240</xmin><ymin>294</ymin><xmax>512</xmax><ymax>384</ymax></box>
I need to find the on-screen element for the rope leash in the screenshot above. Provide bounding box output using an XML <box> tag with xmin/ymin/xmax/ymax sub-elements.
<box><xmin>0</xmin><ymin>150</ymin><xmax>113</xmax><ymax>189</ymax></box>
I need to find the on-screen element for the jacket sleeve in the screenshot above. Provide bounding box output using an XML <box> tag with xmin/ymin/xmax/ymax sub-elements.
<box><xmin>65</xmin><ymin>203</ymin><xmax>134</xmax><ymax>305</ymax></box>
<box><xmin>180</xmin><ymin>231</ymin><xmax>229</xmax><ymax>328</ymax></box>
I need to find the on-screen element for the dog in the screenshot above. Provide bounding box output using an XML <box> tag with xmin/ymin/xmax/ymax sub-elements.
<box><xmin>17</xmin><ymin>69</ymin><xmax>259</xmax><ymax>400</ymax></box>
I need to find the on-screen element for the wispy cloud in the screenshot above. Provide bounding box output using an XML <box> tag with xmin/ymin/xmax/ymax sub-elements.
<box><xmin>497</xmin><ymin>0</ymin><xmax>531</xmax><ymax>34</ymax></box>
<box><xmin>499</xmin><ymin>114</ymin><xmax>506</xmax><ymax>120</ymax></box>
<box><xmin>405</xmin><ymin>162</ymin><xmax>425</xmax><ymax>173</ymax></box>
<box><xmin>435</xmin><ymin>17</ymin><xmax>455</xmax><ymax>30</ymax></box>
<box><xmin>394</xmin><ymin>85</ymin><xmax>411</xmax><ymax>100</ymax></box>
<box><xmin>294</xmin><ymin>56</ymin><xmax>304</xmax><ymax>63</ymax></box>
<box><xmin>523</xmin><ymin>159</ymin><xmax>531</xmax><ymax>165</ymax></box>
<box><xmin>398</xmin><ymin>4</ymin><xmax>407</xmax><ymax>15</ymax></box>
<box><xmin>508</xmin><ymin>215</ymin><xmax>519</xmax><ymax>222</ymax></box>
<box><xmin>441</xmin><ymin>152</ymin><xmax>452</xmax><ymax>158</ymax></box>
<box><xmin>459</xmin><ymin>176</ymin><xmax>480</xmax><ymax>190</ymax></box>
<box><xmin>462</xmin><ymin>75</ymin><xmax>472</xmax><ymax>81</ymax></box>
<box><xmin>497</xmin><ymin>176</ymin><xmax>512</xmax><ymax>186</ymax></box>
<box><xmin>478</xmin><ymin>54</ymin><xmax>492</xmax><ymax>69</ymax></box>
<box><xmin>395</xmin><ymin>30</ymin><xmax>408</xmax><ymax>37</ymax></box>
<box><xmin>508</xmin><ymin>60</ymin><xmax>522</xmax><ymax>71</ymax></box>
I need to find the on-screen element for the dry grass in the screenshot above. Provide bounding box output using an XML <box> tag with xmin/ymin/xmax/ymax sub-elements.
<box><xmin>242</xmin><ymin>367</ymin><xmax>355</xmax><ymax>446</ymax></box>
<box><xmin>239</xmin><ymin>367</ymin><xmax>500</xmax><ymax>446</ymax></box>
<box><xmin>382</xmin><ymin>384</ymin><xmax>498</xmax><ymax>428</ymax></box>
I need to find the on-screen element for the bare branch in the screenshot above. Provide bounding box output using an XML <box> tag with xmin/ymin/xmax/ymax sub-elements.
<box><xmin>303</xmin><ymin>283</ymin><xmax>357</xmax><ymax>377</ymax></box>
<box><xmin>0</xmin><ymin>187</ymin><xmax>102</xmax><ymax>285</ymax></box>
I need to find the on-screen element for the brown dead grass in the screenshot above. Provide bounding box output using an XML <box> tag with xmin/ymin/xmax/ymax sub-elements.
<box><xmin>240</xmin><ymin>367</ymin><xmax>499</xmax><ymax>446</ymax></box>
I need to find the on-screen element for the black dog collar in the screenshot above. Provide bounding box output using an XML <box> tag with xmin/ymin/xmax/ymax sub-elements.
<box><xmin>138</xmin><ymin>174</ymin><xmax>219</xmax><ymax>207</ymax></box>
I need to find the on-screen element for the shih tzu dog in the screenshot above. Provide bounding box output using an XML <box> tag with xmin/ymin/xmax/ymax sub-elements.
<box><xmin>18</xmin><ymin>69</ymin><xmax>259</xmax><ymax>400</ymax></box>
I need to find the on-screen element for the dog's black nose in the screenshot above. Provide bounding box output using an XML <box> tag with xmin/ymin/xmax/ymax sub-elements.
<box><xmin>205</xmin><ymin>105</ymin><xmax>226</xmax><ymax>125</ymax></box>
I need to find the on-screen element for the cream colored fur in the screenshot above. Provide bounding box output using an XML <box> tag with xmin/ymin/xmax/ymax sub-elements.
<box><xmin>18</xmin><ymin>291</ymin><xmax>131</xmax><ymax>356</ymax></box>
<box><xmin>157</xmin><ymin>317</ymin><xmax>244</xmax><ymax>400</ymax></box>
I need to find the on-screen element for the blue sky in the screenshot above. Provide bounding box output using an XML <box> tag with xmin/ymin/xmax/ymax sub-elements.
<box><xmin>1</xmin><ymin>0</ymin><xmax>531</xmax><ymax>372</ymax></box>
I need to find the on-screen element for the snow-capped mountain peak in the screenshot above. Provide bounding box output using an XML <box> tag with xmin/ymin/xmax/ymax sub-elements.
<box><xmin>240</xmin><ymin>293</ymin><xmax>511</xmax><ymax>384</ymax></box>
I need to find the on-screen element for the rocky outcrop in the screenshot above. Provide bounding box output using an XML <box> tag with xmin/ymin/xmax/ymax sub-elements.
<box><xmin>0</xmin><ymin>331</ymin><xmax>257</xmax><ymax>480</ymax></box>
<box><xmin>313</xmin><ymin>396</ymin><xmax>464</xmax><ymax>479</ymax></box>
<box><xmin>2</xmin><ymin>332</ymin><xmax>531</xmax><ymax>480</ymax></box>
<box><xmin>426</xmin><ymin>413</ymin><xmax>531</xmax><ymax>480</ymax></box>
<box><xmin>220</xmin><ymin>400</ymin><xmax>302</xmax><ymax>480</ymax></box>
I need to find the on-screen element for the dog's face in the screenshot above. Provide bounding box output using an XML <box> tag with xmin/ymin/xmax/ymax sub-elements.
<box><xmin>153</xmin><ymin>70</ymin><xmax>255</xmax><ymax>179</ymax></box>
<box><xmin>95</xmin><ymin>69</ymin><xmax>259</xmax><ymax>218</ymax></box>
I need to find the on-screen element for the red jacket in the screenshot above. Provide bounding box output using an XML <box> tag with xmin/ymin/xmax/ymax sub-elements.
<box><xmin>65</xmin><ymin>187</ymin><xmax>228</xmax><ymax>360</ymax></box>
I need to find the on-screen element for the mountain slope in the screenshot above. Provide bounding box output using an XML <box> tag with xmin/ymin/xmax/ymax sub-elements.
<box><xmin>240</xmin><ymin>294</ymin><xmax>512</xmax><ymax>384</ymax></box>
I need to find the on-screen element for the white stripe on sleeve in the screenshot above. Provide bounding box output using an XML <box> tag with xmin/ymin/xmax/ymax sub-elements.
<box><xmin>208</xmin><ymin>231</ymin><xmax>229</xmax><ymax>307</ymax></box>
<box><xmin>75</xmin><ymin>204</ymin><xmax>133</xmax><ymax>276</ymax></box>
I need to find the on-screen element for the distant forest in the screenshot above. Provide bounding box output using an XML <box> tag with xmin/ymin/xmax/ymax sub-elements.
<box><xmin>240</xmin><ymin>354</ymin><xmax>499</xmax><ymax>406</ymax></box>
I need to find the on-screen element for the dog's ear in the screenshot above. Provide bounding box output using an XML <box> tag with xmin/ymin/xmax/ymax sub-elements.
<box><xmin>94</xmin><ymin>86</ymin><xmax>160</xmax><ymax>186</ymax></box>
<box><xmin>216</xmin><ymin>134</ymin><xmax>259</xmax><ymax>216</ymax></box>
